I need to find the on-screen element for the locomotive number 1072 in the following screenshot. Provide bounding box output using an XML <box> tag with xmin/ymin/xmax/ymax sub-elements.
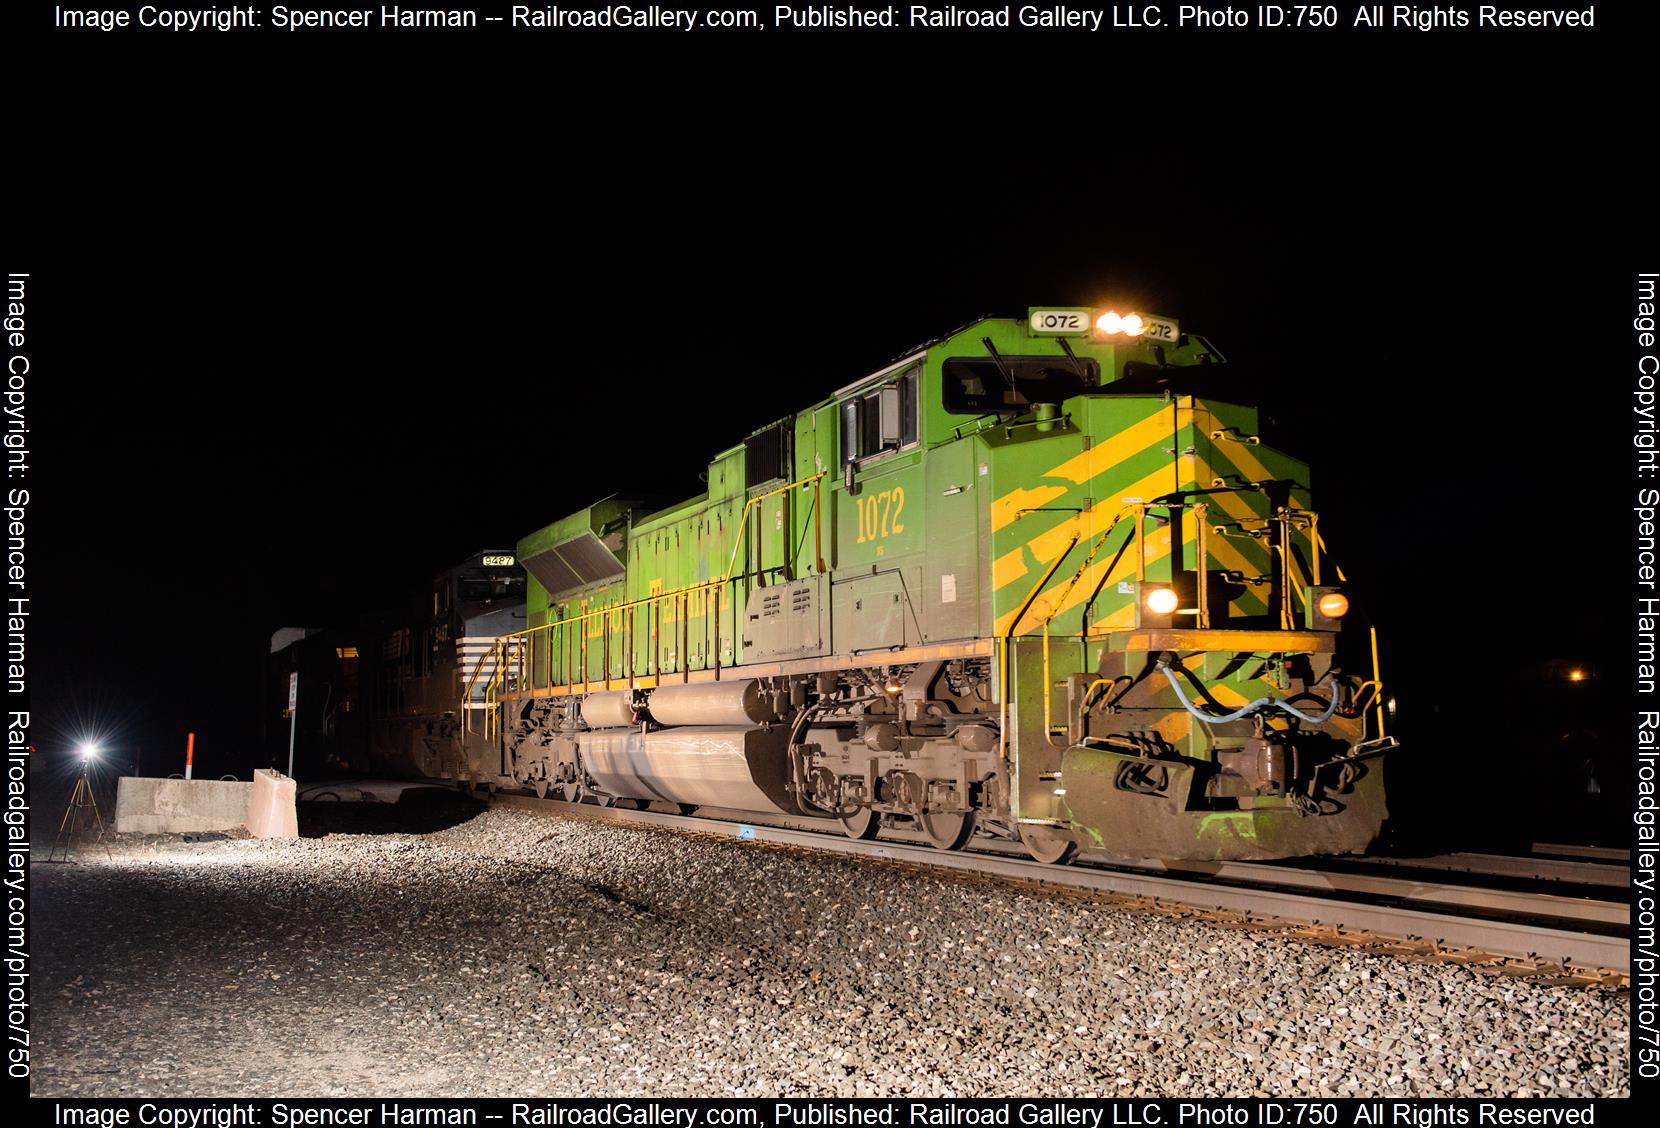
<box><xmin>1028</xmin><ymin>309</ymin><xmax>1089</xmax><ymax>334</ymax></box>
<box><xmin>853</xmin><ymin>486</ymin><xmax>906</xmax><ymax>544</ymax></box>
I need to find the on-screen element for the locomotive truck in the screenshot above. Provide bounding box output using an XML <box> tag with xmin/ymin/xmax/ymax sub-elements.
<box><xmin>462</xmin><ymin>308</ymin><xmax>1392</xmax><ymax>862</ymax></box>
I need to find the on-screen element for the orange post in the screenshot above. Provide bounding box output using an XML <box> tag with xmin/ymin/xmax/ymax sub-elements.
<box><xmin>185</xmin><ymin>732</ymin><xmax>195</xmax><ymax>780</ymax></box>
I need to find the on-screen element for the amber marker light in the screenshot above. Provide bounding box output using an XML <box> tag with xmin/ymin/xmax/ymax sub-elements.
<box><xmin>1145</xmin><ymin>587</ymin><xmax>1180</xmax><ymax>615</ymax></box>
<box><xmin>1316</xmin><ymin>591</ymin><xmax>1350</xmax><ymax>619</ymax></box>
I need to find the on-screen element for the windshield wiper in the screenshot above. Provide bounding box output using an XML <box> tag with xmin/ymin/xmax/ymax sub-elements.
<box><xmin>982</xmin><ymin>338</ymin><xmax>1018</xmax><ymax>396</ymax></box>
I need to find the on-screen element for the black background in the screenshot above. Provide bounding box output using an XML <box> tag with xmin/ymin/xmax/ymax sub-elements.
<box><xmin>22</xmin><ymin>8</ymin><xmax>1643</xmax><ymax>843</ymax></box>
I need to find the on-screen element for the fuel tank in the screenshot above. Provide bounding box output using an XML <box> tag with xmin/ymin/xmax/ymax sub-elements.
<box><xmin>645</xmin><ymin>680</ymin><xmax>777</xmax><ymax>727</ymax></box>
<box><xmin>579</xmin><ymin>690</ymin><xmax>636</xmax><ymax>729</ymax></box>
<box><xmin>579</xmin><ymin>724</ymin><xmax>792</xmax><ymax>813</ymax></box>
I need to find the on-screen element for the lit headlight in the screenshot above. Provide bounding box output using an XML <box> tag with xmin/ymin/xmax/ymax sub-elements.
<box><xmin>1145</xmin><ymin>586</ymin><xmax>1179</xmax><ymax>615</ymax></box>
<box><xmin>1316</xmin><ymin>591</ymin><xmax>1349</xmax><ymax>619</ymax></box>
<box><xmin>1095</xmin><ymin>310</ymin><xmax>1148</xmax><ymax>337</ymax></box>
<box><xmin>1305</xmin><ymin>586</ymin><xmax>1349</xmax><ymax>631</ymax></box>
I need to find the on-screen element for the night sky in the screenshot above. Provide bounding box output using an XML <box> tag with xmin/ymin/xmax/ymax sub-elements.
<box><xmin>24</xmin><ymin>16</ymin><xmax>1638</xmax><ymax>799</ymax></box>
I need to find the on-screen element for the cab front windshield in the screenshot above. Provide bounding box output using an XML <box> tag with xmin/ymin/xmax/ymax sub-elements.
<box><xmin>941</xmin><ymin>355</ymin><xmax>1102</xmax><ymax>414</ymax></box>
<box><xmin>457</xmin><ymin>573</ymin><xmax>525</xmax><ymax>604</ymax></box>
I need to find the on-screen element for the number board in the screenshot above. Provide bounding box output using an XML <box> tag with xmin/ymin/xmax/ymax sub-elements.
<box><xmin>1028</xmin><ymin>309</ymin><xmax>1091</xmax><ymax>335</ymax></box>
<box><xmin>1139</xmin><ymin>314</ymin><xmax>1179</xmax><ymax>344</ymax></box>
<box><xmin>481</xmin><ymin>554</ymin><xmax>515</xmax><ymax>566</ymax></box>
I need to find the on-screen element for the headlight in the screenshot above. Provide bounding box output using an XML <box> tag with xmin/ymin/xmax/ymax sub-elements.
<box><xmin>1095</xmin><ymin>310</ymin><xmax>1148</xmax><ymax>337</ymax></box>
<box><xmin>1145</xmin><ymin>586</ymin><xmax>1179</xmax><ymax>615</ymax></box>
<box><xmin>1315</xmin><ymin>591</ymin><xmax>1349</xmax><ymax>619</ymax></box>
<box><xmin>1305</xmin><ymin>586</ymin><xmax>1349</xmax><ymax>630</ymax></box>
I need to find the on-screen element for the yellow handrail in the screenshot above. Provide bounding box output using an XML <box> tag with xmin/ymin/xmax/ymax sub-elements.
<box><xmin>999</xmin><ymin>532</ymin><xmax>1078</xmax><ymax>762</ymax></box>
<box><xmin>463</xmin><ymin>471</ymin><xmax>828</xmax><ymax>734</ymax></box>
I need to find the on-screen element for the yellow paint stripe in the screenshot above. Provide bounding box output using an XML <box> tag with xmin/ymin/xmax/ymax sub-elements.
<box><xmin>998</xmin><ymin>524</ymin><xmax>1177</xmax><ymax>635</ymax></box>
<box><xmin>990</xmin><ymin>410</ymin><xmax>1181</xmax><ymax>533</ymax></box>
<box><xmin>1205</xmin><ymin>486</ymin><xmax>1262</xmax><ymax>527</ymax></box>
<box><xmin>1204</xmin><ymin>530</ymin><xmax>1255</xmax><ymax>577</ymax></box>
<box><xmin>1094</xmin><ymin>601</ymin><xmax>1137</xmax><ymax>632</ymax></box>
<box><xmin>989</xmin><ymin>484</ymin><xmax>1068</xmax><ymax>533</ymax></box>
<box><xmin>1211</xmin><ymin>435</ymin><xmax>1285</xmax><ymax>495</ymax></box>
<box><xmin>992</xmin><ymin>548</ymin><xmax>1030</xmax><ymax>590</ymax></box>
<box><xmin>1180</xmin><ymin>654</ymin><xmax>1250</xmax><ymax>708</ymax></box>
<box><xmin>994</xmin><ymin>461</ymin><xmax>1200</xmax><ymax>593</ymax></box>
<box><xmin>1035</xmin><ymin>410</ymin><xmax>1176</xmax><ymax>487</ymax></box>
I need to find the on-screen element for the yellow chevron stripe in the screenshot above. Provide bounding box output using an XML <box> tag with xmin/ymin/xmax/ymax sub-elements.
<box><xmin>997</xmin><ymin>524</ymin><xmax>1179</xmax><ymax>635</ymax></box>
<box><xmin>993</xmin><ymin>461</ymin><xmax>1200</xmax><ymax>593</ymax></box>
<box><xmin>1094</xmin><ymin>599</ymin><xmax>1137</xmax><ymax>632</ymax></box>
<box><xmin>990</xmin><ymin>410</ymin><xmax>1180</xmax><ymax>534</ymax></box>
<box><xmin>992</xmin><ymin>548</ymin><xmax>1031</xmax><ymax>590</ymax></box>
<box><xmin>990</xmin><ymin>485</ymin><xmax>1068</xmax><ymax>533</ymax></box>
<box><xmin>1205</xmin><ymin>485</ymin><xmax>1263</xmax><ymax>527</ymax></box>
<box><xmin>1205</xmin><ymin>529</ymin><xmax>1259</xmax><ymax>580</ymax></box>
<box><xmin>1032</xmin><ymin>409</ymin><xmax>1176</xmax><ymax>487</ymax></box>
<box><xmin>1180</xmin><ymin>654</ymin><xmax>1251</xmax><ymax>709</ymax></box>
<box><xmin>1210</xmin><ymin>434</ymin><xmax>1284</xmax><ymax>494</ymax></box>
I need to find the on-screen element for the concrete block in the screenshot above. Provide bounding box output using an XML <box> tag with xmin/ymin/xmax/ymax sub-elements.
<box><xmin>114</xmin><ymin>777</ymin><xmax>252</xmax><ymax>835</ymax></box>
<box><xmin>245</xmin><ymin>768</ymin><xmax>298</xmax><ymax>839</ymax></box>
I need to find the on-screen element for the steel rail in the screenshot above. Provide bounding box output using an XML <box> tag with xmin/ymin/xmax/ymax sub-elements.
<box><xmin>1348</xmin><ymin>852</ymin><xmax>1629</xmax><ymax>889</ymax></box>
<box><xmin>487</xmin><ymin>794</ymin><xmax>1630</xmax><ymax>973</ymax></box>
<box><xmin>1137</xmin><ymin>857</ymin><xmax>1627</xmax><ymax>926</ymax></box>
<box><xmin>1532</xmin><ymin>842</ymin><xmax>1630</xmax><ymax>863</ymax></box>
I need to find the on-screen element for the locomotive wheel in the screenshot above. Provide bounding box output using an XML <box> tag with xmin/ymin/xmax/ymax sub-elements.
<box><xmin>1019</xmin><ymin>824</ymin><xmax>1078</xmax><ymax>865</ymax></box>
<box><xmin>837</xmin><ymin>808</ymin><xmax>881</xmax><ymax>840</ymax></box>
<box><xmin>917</xmin><ymin>809</ymin><xmax>977</xmax><ymax>851</ymax></box>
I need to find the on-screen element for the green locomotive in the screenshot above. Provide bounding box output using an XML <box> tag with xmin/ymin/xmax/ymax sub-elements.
<box><xmin>466</xmin><ymin>308</ymin><xmax>1392</xmax><ymax>862</ymax></box>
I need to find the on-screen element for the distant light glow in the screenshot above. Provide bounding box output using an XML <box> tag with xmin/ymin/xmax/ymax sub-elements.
<box><xmin>1568</xmin><ymin>669</ymin><xmax>1585</xmax><ymax>682</ymax></box>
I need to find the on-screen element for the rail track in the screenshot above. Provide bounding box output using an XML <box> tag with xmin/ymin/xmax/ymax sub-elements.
<box><xmin>473</xmin><ymin>789</ymin><xmax>1631</xmax><ymax>981</ymax></box>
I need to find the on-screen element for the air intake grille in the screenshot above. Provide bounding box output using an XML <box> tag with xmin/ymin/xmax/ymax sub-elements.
<box><xmin>522</xmin><ymin>531</ymin><xmax>626</xmax><ymax>598</ymax></box>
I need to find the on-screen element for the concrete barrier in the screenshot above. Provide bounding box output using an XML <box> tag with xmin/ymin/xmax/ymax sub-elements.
<box><xmin>245</xmin><ymin>769</ymin><xmax>298</xmax><ymax>838</ymax></box>
<box><xmin>113</xmin><ymin>770</ymin><xmax>300</xmax><ymax>837</ymax></box>
<box><xmin>114</xmin><ymin>777</ymin><xmax>252</xmax><ymax>834</ymax></box>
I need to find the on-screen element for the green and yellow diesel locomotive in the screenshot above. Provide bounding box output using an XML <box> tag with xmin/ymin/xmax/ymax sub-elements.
<box><xmin>464</xmin><ymin>308</ymin><xmax>1392</xmax><ymax>862</ymax></box>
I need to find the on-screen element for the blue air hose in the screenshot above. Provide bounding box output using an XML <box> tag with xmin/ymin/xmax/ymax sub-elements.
<box><xmin>1157</xmin><ymin>662</ymin><xmax>1340</xmax><ymax>725</ymax></box>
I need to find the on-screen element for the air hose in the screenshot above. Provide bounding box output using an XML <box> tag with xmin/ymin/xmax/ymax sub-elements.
<box><xmin>1156</xmin><ymin>661</ymin><xmax>1340</xmax><ymax>725</ymax></box>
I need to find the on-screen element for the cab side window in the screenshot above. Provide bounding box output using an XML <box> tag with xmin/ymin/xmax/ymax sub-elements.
<box><xmin>841</xmin><ymin>367</ymin><xmax>919</xmax><ymax>465</ymax></box>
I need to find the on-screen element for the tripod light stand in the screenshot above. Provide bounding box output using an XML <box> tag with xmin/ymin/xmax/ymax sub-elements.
<box><xmin>48</xmin><ymin>745</ymin><xmax>112</xmax><ymax>863</ymax></box>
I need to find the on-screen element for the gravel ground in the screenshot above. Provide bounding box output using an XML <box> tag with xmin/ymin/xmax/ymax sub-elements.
<box><xmin>30</xmin><ymin>805</ymin><xmax>1629</xmax><ymax>1098</ymax></box>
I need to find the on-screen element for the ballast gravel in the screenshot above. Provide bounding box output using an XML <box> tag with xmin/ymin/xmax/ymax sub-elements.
<box><xmin>30</xmin><ymin>805</ymin><xmax>1629</xmax><ymax>1098</ymax></box>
